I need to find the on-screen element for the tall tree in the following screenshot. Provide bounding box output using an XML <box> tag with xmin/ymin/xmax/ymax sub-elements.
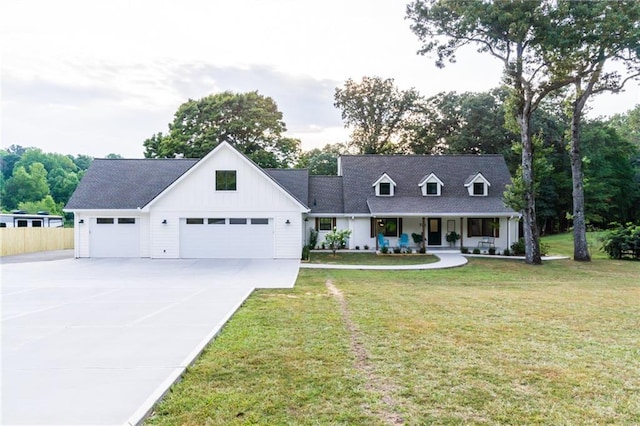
<box><xmin>144</xmin><ymin>91</ymin><xmax>301</xmax><ymax>168</ymax></box>
<box><xmin>3</xmin><ymin>163</ymin><xmax>49</xmax><ymax>209</ymax></box>
<box><xmin>408</xmin><ymin>0</ymin><xmax>576</xmax><ymax>264</ymax></box>
<box><xmin>334</xmin><ymin>76</ymin><xmax>421</xmax><ymax>154</ymax></box>
<box><xmin>544</xmin><ymin>1</ymin><xmax>640</xmax><ymax>260</ymax></box>
<box><xmin>296</xmin><ymin>143</ymin><xmax>347</xmax><ymax>175</ymax></box>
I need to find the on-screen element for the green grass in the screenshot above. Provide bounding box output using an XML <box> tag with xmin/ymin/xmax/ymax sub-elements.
<box><xmin>146</xmin><ymin>234</ymin><xmax>639</xmax><ymax>425</ymax></box>
<box><xmin>542</xmin><ymin>231</ymin><xmax>608</xmax><ymax>259</ymax></box>
<box><xmin>308</xmin><ymin>251</ymin><xmax>438</xmax><ymax>265</ymax></box>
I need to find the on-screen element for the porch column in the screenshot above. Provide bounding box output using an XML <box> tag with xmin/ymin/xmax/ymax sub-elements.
<box><xmin>421</xmin><ymin>217</ymin><xmax>426</xmax><ymax>250</ymax></box>
<box><xmin>460</xmin><ymin>217</ymin><xmax>464</xmax><ymax>248</ymax></box>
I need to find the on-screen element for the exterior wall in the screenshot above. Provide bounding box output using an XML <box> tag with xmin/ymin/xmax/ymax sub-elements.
<box><xmin>74</xmin><ymin>212</ymin><xmax>90</xmax><ymax>258</ymax></box>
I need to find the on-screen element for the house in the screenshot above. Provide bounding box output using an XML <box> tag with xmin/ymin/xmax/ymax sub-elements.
<box><xmin>64</xmin><ymin>142</ymin><xmax>519</xmax><ymax>258</ymax></box>
<box><xmin>0</xmin><ymin>212</ymin><xmax>64</xmax><ymax>228</ymax></box>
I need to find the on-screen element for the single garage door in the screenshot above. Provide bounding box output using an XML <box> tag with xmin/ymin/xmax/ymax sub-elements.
<box><xmin>180</xmin><ymin>217</ymin><xmax>274</xmax><ymax>258</ymax></box>
<box><xmin>89</xmin><ymin>217</ymin><xmax>140</xmax><ymax>257</ymax></box>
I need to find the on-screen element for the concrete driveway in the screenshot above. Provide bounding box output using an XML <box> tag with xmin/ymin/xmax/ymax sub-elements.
<box><xmin>1</xmin><ymin>256</ymin><xmax>300</xmax><ymax>426</ymax></box>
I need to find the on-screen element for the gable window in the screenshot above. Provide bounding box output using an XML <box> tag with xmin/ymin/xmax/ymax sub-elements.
<box><xmin>426</xmin><ymin>182</ymin><xmax>438</xmax><ymax>195</ymax></box>
<box><xmin>465</xmin><ymin>172</ymin><xmax>490</xmax><ymax>196</ymax></box>
<box><xmin>379</xmin><ymin>182</ymin><xmax>391</xmax><ymax>196</ymax></box>
<box><xmin>215</xmin><ymin>170</ymin><xmax>237</xmax><ymax>191</ymax></box>
<box><xmin>473</xmin><ymin>182</ymin><xmax>485</xmax><ymax>196</ymax></box>
<box><xmin>419</xmin><ymin>173</ymin><xmax>444</xmax><ymax>196</ymax></box>
<box><xmin>467</xmin><ymin>218</ymin><xmax>500</xmax><ymax>237</ymax></box>
<box><xmin>372</xmin><ymin>173</ymin><xmax>396</xmax><ymax>197</ymax></box>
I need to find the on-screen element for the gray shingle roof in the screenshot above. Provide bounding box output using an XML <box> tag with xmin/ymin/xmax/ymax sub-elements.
<box><xmin>264</xmin><ymin>169</ymin><xmax>309</xmax><ymax>208</ymax></box>
<box><xmin>308</xmin><ymin>176</ymin><xmax>344</xmax><ymax>214</ymax></box>
<box><xmin>65</xmin><ymin>159</ymin><xmax>199</xmax><ymax>209</ymax></box>
<box><xmin>339</xmin><ymin>155</ymin><xmax>516</xmax><ymax>215</ymax></box>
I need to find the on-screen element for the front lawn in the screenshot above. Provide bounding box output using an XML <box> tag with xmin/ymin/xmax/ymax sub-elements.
<box><xmin>146</xmin><ymin>255</ymin><xmax>639</xmax><ymax>425</ymax></box>
<box><xmin>307</xmin><ymin>251</ymin><xmax>438</xmax><ymax>265</ymax></box>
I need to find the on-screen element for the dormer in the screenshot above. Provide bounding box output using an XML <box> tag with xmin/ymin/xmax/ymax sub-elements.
<box><xmin>464</xmin><ymin>172</ymin><xmax>491</xmax><ymax>196</ymax></box>
<box><xmin>418</xmin><ymin>173</ymin><xmax>444</xmax><ymax>196</ymax></box>
<box><xmin>372</xmin><ymin>173</ymin><xmax>396</xmax><ymax>197</ymax></box>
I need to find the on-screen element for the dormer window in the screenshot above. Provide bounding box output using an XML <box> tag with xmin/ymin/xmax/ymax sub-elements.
<box><xmin>418</xmin><ymin>173</ymin><xmax>444</xmax><ymax>196</ymax></box>
<box><xmin>372</xmin><ymin>173</ymin><xmax>396</xmax><ymax>197</ymax></box>
<box><xmin>465</xmin><ymin>172</ymin><xmax>490</xmax><ymax>196</ymax></box>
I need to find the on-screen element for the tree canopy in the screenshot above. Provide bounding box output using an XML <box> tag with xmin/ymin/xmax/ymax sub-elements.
<box><xmin>143</xmin><ymin>91</ymin><xmax>301</xmax><ymax>168</ymax></box>
<box><xmin>334</xmin><ymin>76</ymin><xmax>421</xmax><ymax>154</ymax></box>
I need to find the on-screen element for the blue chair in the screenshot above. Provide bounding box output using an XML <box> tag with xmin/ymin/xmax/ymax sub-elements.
<box><xmin>377</xmin><ymin>233</ymin><xmax>389</xmax><ymax>249</ymax></box>
<box><xmin>399</xmin><ymin>233</ymin><xmax>409</xmax><ymax>249</ymax></box>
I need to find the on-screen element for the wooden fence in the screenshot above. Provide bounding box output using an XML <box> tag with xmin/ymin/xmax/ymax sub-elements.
<box><xmin>0</xmin><ymin>228</ymin><xmax>74</xmax><ymax>256</ymax></box>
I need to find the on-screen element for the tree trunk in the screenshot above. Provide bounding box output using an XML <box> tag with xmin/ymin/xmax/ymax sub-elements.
<box><xmin>518</xmin><ymin>110</ymin><xmax>542</xmax><ymax>265</ymax></box>
<box><xmin>570</xmin><ymin>107</ymin><xmax>591</xmax><ymax>261</ymax></box>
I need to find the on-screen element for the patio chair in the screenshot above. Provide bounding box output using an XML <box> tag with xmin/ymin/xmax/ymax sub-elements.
<box><xmin>399</xmin><ymin>233</ymin><xmax>409</xmax><ymax>249</ymax></box>
<box><xmin>377</xmin><ymin>233</ymin><xmax>390</xmax><ymax>249</ymax></box>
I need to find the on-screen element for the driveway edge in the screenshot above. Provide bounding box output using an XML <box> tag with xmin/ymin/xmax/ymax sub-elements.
<box><xmin>125</xmin><ymin>286</ymin><xmax>255</xmax><ymax>426</ymax></box>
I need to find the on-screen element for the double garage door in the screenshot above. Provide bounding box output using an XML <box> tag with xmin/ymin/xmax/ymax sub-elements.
<box><xmin>180</xmin><ymin>217</ymin><xmax>274</xmax><ymax>259</ymax></box>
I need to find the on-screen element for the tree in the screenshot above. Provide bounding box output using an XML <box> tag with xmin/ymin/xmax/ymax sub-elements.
<box><xmin>334</xmin><ymin>76</ymin><xmax>421</xmax><ymax>154</ymax></box>
<box><xmin>18</xmin><ymin>195</ymin><xmax>63</xmax><ymax>216</ymax></box>
<box><xmin>408</xmin><ymin>0</ymin><xmax>577</xmax><ymax>264</ymax></box>
<box><xmin>543</xmin><ymin>0</ymin><xmax>640</xmax><ymax>261</ymax></box>
<box><xmin>324</xmin><ymin>227</ymin><xmax>352</xmax><ymax>256</ymax></box>
<box><xmin>145</xmin><ymin>91</ymin><xmax>301</xmax><ymax>168</ymax></box>
<box><xmin>296</xmin><ymin>143</ymin><xmax>347</xmax><ymax>175</ymax></box>
<box><xmin>3</xmin><ymin>163</ymin><xmax>49</xmax><ymax>209</ymax></box>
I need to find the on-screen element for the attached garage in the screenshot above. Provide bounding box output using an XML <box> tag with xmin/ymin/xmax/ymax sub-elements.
<box><xmin>179</xmin><ymin>217</ymin><xmax>274</xmax><ymax>259</ymax></box>
<box><xmin>89</xmin><ymin>217</ymin><xmax>140</xmax><ymax>257</ymax></box>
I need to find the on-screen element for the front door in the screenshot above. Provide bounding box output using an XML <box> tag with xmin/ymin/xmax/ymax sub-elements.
<box><xmin>427</xmin><ymin>218</ymin><xmax>441</xmax><ymax>246</ymax></box>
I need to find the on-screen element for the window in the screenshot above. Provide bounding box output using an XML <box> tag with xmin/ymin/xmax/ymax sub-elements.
<box><xmin>426</xmin><ymin>182</ymin><xmax>438</xmax><ymax>195</ymax></box>
<box><xmin>0</xmin><ymin>223</ymin><xmax>6</xmax><ymax>228</ymax></box>
<box><xmin>318</xmin><ymin>217</ymin><xmax>333</xmax><ymax>231</ymax></box>
<box><xmin>97</xmin><ymin>218</ymin><xmax>114</xmax><ymax>224</ymax></box>
<box><xmin>186</xmin><ymin>218</ymin><xmax>204</xmax><ymax>225</ymax></box>
<box><xmin>208</xmin><ymin>218</ymin><xmax>225</xmax><ymax>225</ymax></box>
<box><xmin>216</xmin><ymin>170</ymin><xmax>237</xmax><ymax>191</ymax></box>
<box><xmin>118</xmin><ymin>218</ymin><xmax>136</xmax><ymax>224</ymax></box>
<box><xmin>473</xmin><ymin>182</ymin><xmax>485</xmax><ymax>196</ymax></box>
<box><xmin>251</xmin><ymin>218</ymin><xmax>269</xmax><ymax>225</ymax></box>
<box><xmin>467</xmin><ymin>218</ymin><xmax>499</xmax><ymax>237</ymax></box>
<box><xmin>379</xmin><ymin>182</ymin><xmax>391</xmax><ymax>196</ymax></box>
<box><xmin>229</xmin><ymin>218</ymin><xmax>247</xmax><ymax>225</ymax></box>
<box><xmin>32</xmin><ymin>220</ymin><xmax>42</xmax><ymax>227</ymax></box>
<box><xmin>17</xmin><ymin>220</ymin><xmax>28</xmax><ymax>227</ymax></box>
<box><xmin>378</xmin><ymin>218</ymin><xmax>398</xmax><ymax>237</ymax></box>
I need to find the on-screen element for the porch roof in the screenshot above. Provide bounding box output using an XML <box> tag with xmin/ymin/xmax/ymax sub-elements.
<box><xmin>366</xmin><ymin>196</ymin><xmax>516</xmax><ymax>216</ymax></box>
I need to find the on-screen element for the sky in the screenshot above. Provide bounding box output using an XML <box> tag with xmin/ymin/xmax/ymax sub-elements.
<box><xmin>2</xmin><ymin>0</ymin><xmax>639</xmax><ymax>159</ymax></box>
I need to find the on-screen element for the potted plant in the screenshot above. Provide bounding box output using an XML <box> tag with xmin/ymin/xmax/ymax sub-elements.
<box><xmin>446</xmin><ymin>231</ymin><xmax>460</xmax><ymax>247</ymax></box>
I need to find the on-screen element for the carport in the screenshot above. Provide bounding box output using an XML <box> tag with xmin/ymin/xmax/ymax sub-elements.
<box><xmin>1</xmin><ymin>257</ymin><xmax>300</xmax><ymax>425</ymax></box>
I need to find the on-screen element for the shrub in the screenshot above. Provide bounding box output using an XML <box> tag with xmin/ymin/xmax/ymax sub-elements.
<box><xmin>488</xmin><ymin>247</ymin><xmax>496</xmax><ymax>255</ymax></box>
<box><xmin>364</xmin><ymin>244</ymin><xmax>370</xmax><ymax>250</ymax></box>
<box><xmin>472</xmin><ymin>248</ymin><xmax>481</xmax><ymax>254</ymax></box>
<box><xmin>355</xmin><ymin>245</ymin><xmax>360</xmax><ymax>250</ymax></box>
<box><xmin>511</xmin><ymin>238</ymin><xmax>550</xmax><ymax>256</ymax></box>
<box><xmin>502</xmin><ymin>248</ymin><xmax>510</xmax><ymax>256</ymax></box>
<box><xmin>301</xmin><ymin>245</ymin><xmax>310</xmax><ymax>261</ymax></box>
<box><xmin>308</xmin><ymin>228</ymin><xmax>318</xmax><ymax>250</ymax></box>
<box><xmin>411</xmin><ymin>233</ymin><xmax>423</xmax><ymax>245</ymax></box>
<box><xmin>393</xmin><ymin>247</ymin><xmax>402</xmax><ymax>254</ymax></box>
<box><xmin>380</xmin><ymin>246</ymin><xmax>389</xmax><ymax>254</ymax></box>
<box><xmin>419</xmin><ymin>247</ymin><xmax>426</xmax><ymax>254</ymax></box>
<box><xmin>601</xmin><ymin>223</ymin><xmax>640</xmax><ymax>260</ymax></box>
<box><xmin>324</xmin><ymin>227</ymin><xmax>353</xmax><ymax>255</ymax></box>
<box><xmin>460</xmin><ymin>247</ymin><xmax>469</xmax><ymax>254</ymax></box>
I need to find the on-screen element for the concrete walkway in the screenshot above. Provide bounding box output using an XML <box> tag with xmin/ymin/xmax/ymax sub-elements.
<box><xmin>301</xmin><ymin>251</ymin><xmax>468</xmax><ymax>270</ymax></box>
<box><xmin>300</xmin><ymin>250</ymin><xmax>570</xmax><ymax>270</ymax></box>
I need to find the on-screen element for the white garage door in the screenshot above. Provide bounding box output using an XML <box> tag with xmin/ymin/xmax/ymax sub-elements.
<box><xmin>89</xmin><ymin>217</ymin><xmax>140</xmax><ymax>257</ymax></box>
<box><xmin>179</xmin><ymin>217</ymin><xmax>274</xmax><ymax>258</ymax></box>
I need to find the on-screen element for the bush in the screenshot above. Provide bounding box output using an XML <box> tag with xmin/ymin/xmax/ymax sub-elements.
<box><xmin>393</xmin><ymin>247</ymin><xmax>402</xmax><ymax>254</ymax></box>
<box><xmin>472</xmin><ymin>248</ymin><xmax>481</xmax><ymax>254</ymax></box>
<box><xmin>324</xmin><ymin>227</ymin><xmax>353</xmax><ymax>255</ymax></box>
<box><xmin>364</xmin><ymin>244</ymin><xmax>370</xmax><ymax>250</ymax></box>
<box><xmin>488</xmin><ymin>247</ymin><xmax>496</xmax><ymax>255</ymax></box>
<box><xmin>308</xmin><ymin>228</ymin><xmax>318</xmax><ymax>250</ymax></box>
<box><xmin>511</xmin><ymin>238</ymin><xmax>550</xmax><ymax>256</ymax></box>
<box><xmin>460</xmin><ymin>247</ymin><xmax>469</xmax><ymax>254</ymax></box>
<box><xmin>411</xmin><ymin>233</ymin><xmax>423</xmax><ymax>245</ymax></box>
<box><xmin>419</xmin><ymin>247</ymin><xmax>426</xmax><ymax>254</ymax></box>
<box><xmin>601</xmin><ymin>223</ymin><xmax>640</xmax><ymax>260</ymax></box>
<box><xmin>355</xmin><ymin>245</ymin><xmax>360</xmax><ymax>250</ymax></box>
<box><xmin>502</xmin><ymin>248</ymin><xmax>510</xmax><ymax>256</ymax></box>
<box><xmin>301</xmin><ymin>245</ymin><xmax>310</xmax><ymax>261</ymax></box>
<box><xmin>380</xmin><ymin>246</ymin><xmax>389</xmax><ymax>254</ymax></box>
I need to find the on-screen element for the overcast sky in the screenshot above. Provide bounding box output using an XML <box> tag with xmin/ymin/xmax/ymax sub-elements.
<box><xmin>2</xmin><ymin>0</ymin><xmax>639</xmax><ymax>158</ymax></box>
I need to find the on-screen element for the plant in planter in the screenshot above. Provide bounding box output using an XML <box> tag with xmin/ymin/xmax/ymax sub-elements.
<box><xmin>364</xmin><ymin>244</ymin><xmax>370</xmax><ymax>250</ymax></box>
<box><xmin>380</xmin><ymin>246</ymin><xmax>389</xmax><ymax>254</ymax></box>
<box><xmin>502</xmin><ymin>248</ymin><xmax>510</xmax><ymax>256</ymax></box>
<box><xmin>446</xmin><ymin>231</ymin><xmax>461</xmax><ymax>247</ymax></box>
<box><xmin>472</xmin><ymin>248</ymin><xmax>481</xmax><ymax>254</ymax></box>
<box><xmin>488</xmin><ymin>247</ymin><xmax>496</xmax><ymax>255</ymax></box>
<box><xmin>393</xmin><ymin>247</ymin><xmax>402</xmax><ymax>254</ymax></box>
<box><xmin>460</xmin><ymin>247</ymin><xmax>469</xmax><ymax>254</ymax></box>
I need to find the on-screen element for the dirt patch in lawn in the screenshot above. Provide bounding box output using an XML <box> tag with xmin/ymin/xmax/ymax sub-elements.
<box><xmin>326</xmin><ymin>279</ymin><xmax>403</xmax><ymax>425</ymax></box>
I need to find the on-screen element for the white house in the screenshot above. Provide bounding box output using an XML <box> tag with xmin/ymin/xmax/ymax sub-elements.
<box><xmin>65</xmin><ymin>142</ymin><xmax>520</xmax><ymax>258</ymax></box>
